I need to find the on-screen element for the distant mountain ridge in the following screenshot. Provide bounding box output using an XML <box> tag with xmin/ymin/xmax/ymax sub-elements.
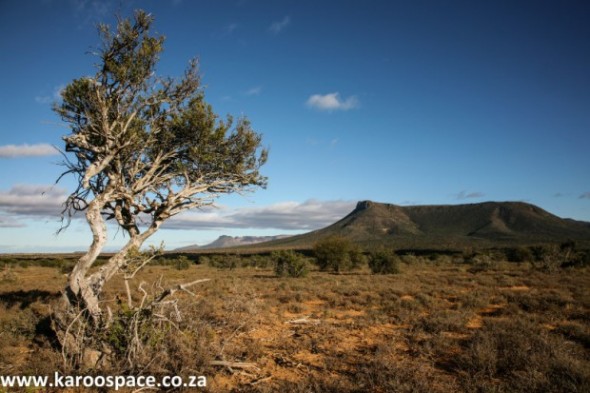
<box><xmin>175</xmin><ymin>235</ymin><xmax>291</xmax><ymax>251</ymax></box>
<box><xmin>246</xmin><ymin>200</ymin><xmax>590</xmax><ymax>251</ymax></box>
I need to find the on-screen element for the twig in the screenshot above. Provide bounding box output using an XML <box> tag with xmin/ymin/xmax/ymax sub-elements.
<box><xmin>209</xmin><ymin>360</ymin><xmax>259</xmax><ymax>370</ymax></box>
<box><xmin>62</xmin><ymin>307</ymin><xmax>89</xmax><ymax>368</ymax></box>
<box><xmin>219</xmin><ymin>317</ymin><xmax>249</xmax><ymax>356</ymax></box>
<box><xmin>138</xmin><ymin>282</ymin><xmax>148</xmax><ymax>309</ymax></box>
<box><xmin>124</xmin><ymin>279</ymin><xmax>133</xmax><ymax>308</ymax></box>
<box><xmin>105</xmin><ymin>306</ymin><xmax>113</xmax><ymax>328</ymax></box>
<box><xmin>125</xmin><ymin>253</ymin><xmax>159</xmax><ymax>280</ymax></box>
<box><xmin>286</xmin><ymin>315</ymin><xmax>320</xmax><ymax>325</ymax></box>
<box><xmin>132</xmin><ymin>387</ymin><xmax>159</xmax><ymax>393</ymax></box>
<box><xmin>154</xmin><ymin>278</ymin><xmax>211</xmax><ymax>303</ymax></box>
<box><xmin>251</xmin><ymin>375</ymin><xmax>273</xmax><ymax>386</ymax></box>
<box><xmin>153</xmin><ymin>313</ymin><xmax>181</xmax><ymax>331</ymax></box>
<box><xmin>120</xmin><ymin>248</ymin><xmax>162</xmax><ymax>311</ymax></box>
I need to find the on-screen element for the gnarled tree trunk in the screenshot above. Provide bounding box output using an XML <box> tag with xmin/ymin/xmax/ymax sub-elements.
<box><xmin>61</xmin><ymin>198</ymin><xmax>107</xmax><ymax>323</ymax></box>
<box><xmin>53</xmin><ymin>202</ymin><xmax>162</xmax><ymax>362</ymax></box>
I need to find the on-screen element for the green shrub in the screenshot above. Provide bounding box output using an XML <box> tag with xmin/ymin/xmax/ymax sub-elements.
<box><xmin>272</xmin><ymin>250</ymin><xmax>309</xmax><ymax>278</ymax></box>
<box><xmin>313</xmin><ymin>236</ymin><xmax>364</xmax><ymax>272</ymax></box>
<box><xmin>206</xmin><ymin>255</ymin><xmax>219</xmax><ymax>267</ymax></box>
<box><xmin>207</xmin><ymin>254</ymin><xmax>240</xmax><ymax>269</ymax></box>
<box><xmin>59</xmin><ymin>261</ymin><xmax>75</xmax><ymax>274</ymax></box>
<box><xmin>35</xmin><ymin>258</ymin><xmax>73</xmax><ymax>268</ymax></box>
<box><xmin>467</xmin><ymin>254</ymin><xmax>495</xmax><ymax>273</ymax></box>
<box><xmin>238</xmin><ymin>255</ymin><xmax>273</xmax><ymax>268</ymax></box>
<box><xmin>530</xmin><ymin>244</ymin><xmax>568</xmax><ymax>272</ymax></box>
<box><xmin>287</xmin><ymin>259</ymin><xmax>309</xmax><ymax>278</ymax></box>
<box><xmin>174</xmin><ymin>255</ymin><xmax>191</xmax><ymax>270</ymax></box>
<box><xmin>0</xmin><ymin>266</ymin><xmax>18</xmax><ymax>283</ymax></box>
<box><xmin>563</xmin><ymin>249</ymin><xmax>590</xmax><ymax>268</ymax></box>
<box><xmin>401</xmin><ymin>253</ymin><xmax>421</xmax><ymax>264</ymax></box>
<box><xmin>368</xmin><ymin>249</ymin><xmax>400</xmax><ymax>274</ymax></box>
<box><xmin>530</xmin><ymin>244</ymin><xmax>558</xmax><ymax>262</ymax></box>
<box><xmin>505</xmin><ymin>247</ymin><xmax>534</xmax><ymax>263</ymax></box>
<box><xmin>249</xmin><ymin>255</ymin><xmax>271</xmax><ymax>269</ymax></box>
<box><xmin>17</xmin><ymin>260</ymin><xmax>31</xmax><ymax>269</ymax></box>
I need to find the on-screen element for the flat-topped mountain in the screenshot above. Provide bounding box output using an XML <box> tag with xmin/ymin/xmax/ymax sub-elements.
<box><xmin>251</xmin><ymin>201</ymin><xmax>590</xmax><ymax>250</ymax></box>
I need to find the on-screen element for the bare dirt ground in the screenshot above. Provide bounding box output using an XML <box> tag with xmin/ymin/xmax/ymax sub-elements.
<box><xmin>1</xmin><ymin>259</ymin><xmax>589</xmax><ymax>392</ymax></box>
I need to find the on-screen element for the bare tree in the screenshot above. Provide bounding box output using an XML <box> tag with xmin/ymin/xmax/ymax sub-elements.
<box><xmin>52</xmin><ymin>10</ymin><xmax>267</xmax><ymax>341</ymax></box>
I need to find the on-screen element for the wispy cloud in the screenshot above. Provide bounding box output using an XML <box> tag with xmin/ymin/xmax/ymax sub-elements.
<box><xmin>269</xmin><ymin>16</ymin><xmax>291</xmax><ymax>34</ymax></box>
<box><xmin>244</xmin><ymin>86</ymin><xmax>262</xmax><ymax>96</ymax></box>
<box><xmin>164</xmin><ymin>199</ymin><xmax>356</xmax><ymax>231</ymax></box>
<box><xmin>35</xmin><ymin>84</ymin><xmax>64</xmax><ymax>105</ymax></box>
<box><xmin>0</xmin><ymin>216</ymin><xmax>25</xmax><ymax>228</ymax></box>
<box><xmin>306</xmin><ymin>93</ymin><xmax>360</xmax><ymax>111</ymax></box>
<box><xmin>0</xmin><ymin>184</ymin><xmax>66</xmax><ymax>217</ymax></box>
<box><xmin>455</xmin><ymin>190</ymin><xmax>485</xmax><ymax>200</ymax></box>
<box><xmin>0</xmin><ymin>144</ymin><xmax>58</xmax><ymax>158</ymax></box>
<box><xmin>214</xmin><ymin>23</ymin><xmax>238</xmax><ymax>38</ymax></box>
<box><xmin>34</xmin><ymin>95</ymin><xmax>53</xmax><ymax>104</ymax></box>
<box><xmin>580</xmin><ymin>192</ymin><xmax>590</xmax><ymax>200</ymax></box>
<box><xmin>305</xmin><ymin>137</ymin><xmax>339</xmax><ymax>148</ymax></box>
<box><xmin>71</xmin><ymin>0</ymin><xmax>109</xmax><ymax>15</ymax></box>
<box><xmin>70</xmin><ymin>0</ymin><xmax>111</xmax><ymax>28</ymax></box>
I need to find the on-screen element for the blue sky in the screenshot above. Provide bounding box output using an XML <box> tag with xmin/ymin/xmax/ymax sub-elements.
<box><xmin>0</xmin><ymin>0</ymin><xmax>589</xmax><ymax>252</ymax></box>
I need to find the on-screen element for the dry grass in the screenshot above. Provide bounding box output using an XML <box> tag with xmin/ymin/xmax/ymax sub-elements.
<box><xmin>1</xmin><ymin>259</ymin><xmax>589</xmax><ymax>392</ymax></box>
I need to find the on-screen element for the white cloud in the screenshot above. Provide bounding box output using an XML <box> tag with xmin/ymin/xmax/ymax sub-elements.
<box><xmin>35</xmin><ymin>84</ymin><xmax>65</xmax><ymax>104</ymax></box>
<box><xmin>0</xmin><ymin>184</ymin><xmax>66</xmax><ymax>217</ymax></box>
<box><xmin>0</xmin><ymin>215</ymin><xmax>25</xmax><ymax>228</ymax></box>
<box><xmin>306</xmin><ymin>93</ymin><xmax>360</xmax><ymax>111</ymax></box>
<box><xmin>0</xmin><ymin>183</ymin><xmax>357</xmax><ymax>234</ymax></box>
<box><xmin>164</xmin><ymin>199</ymin><xmax>356</xmax><ymax>231</ymax></box>
<box><xmin>305</xmin><ymin>138</ymin><xmax>340</xmax><ymax>148</ymax></box>
<box><xmin>0</xmin><ymin>144</ymin><xmax>58</xmax><ymax>158</ymax></box>
<box><xmin>455</xmin><ymin>190</ymin><xmax>485</xmax><ymax>200</ymax></box>
<box><xmin>244</xmin><ymin>86</ymin><xmax>262</xmax><ymax>96</ymax></box>
<box><xmin>269</xmin><ymin>16</ymin><xmax>291</xmax><ymax>34</ymax></box>
<box><xmin>35</xmin><ymin>95</ymin><xmax>53</xmax><ymax>104</ymax></box>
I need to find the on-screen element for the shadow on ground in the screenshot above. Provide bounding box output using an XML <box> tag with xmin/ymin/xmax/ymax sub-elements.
<box><xmin>0</xmin><ymin>289</ymin><xmax>60</xmax><ymax>309</ymax></box>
